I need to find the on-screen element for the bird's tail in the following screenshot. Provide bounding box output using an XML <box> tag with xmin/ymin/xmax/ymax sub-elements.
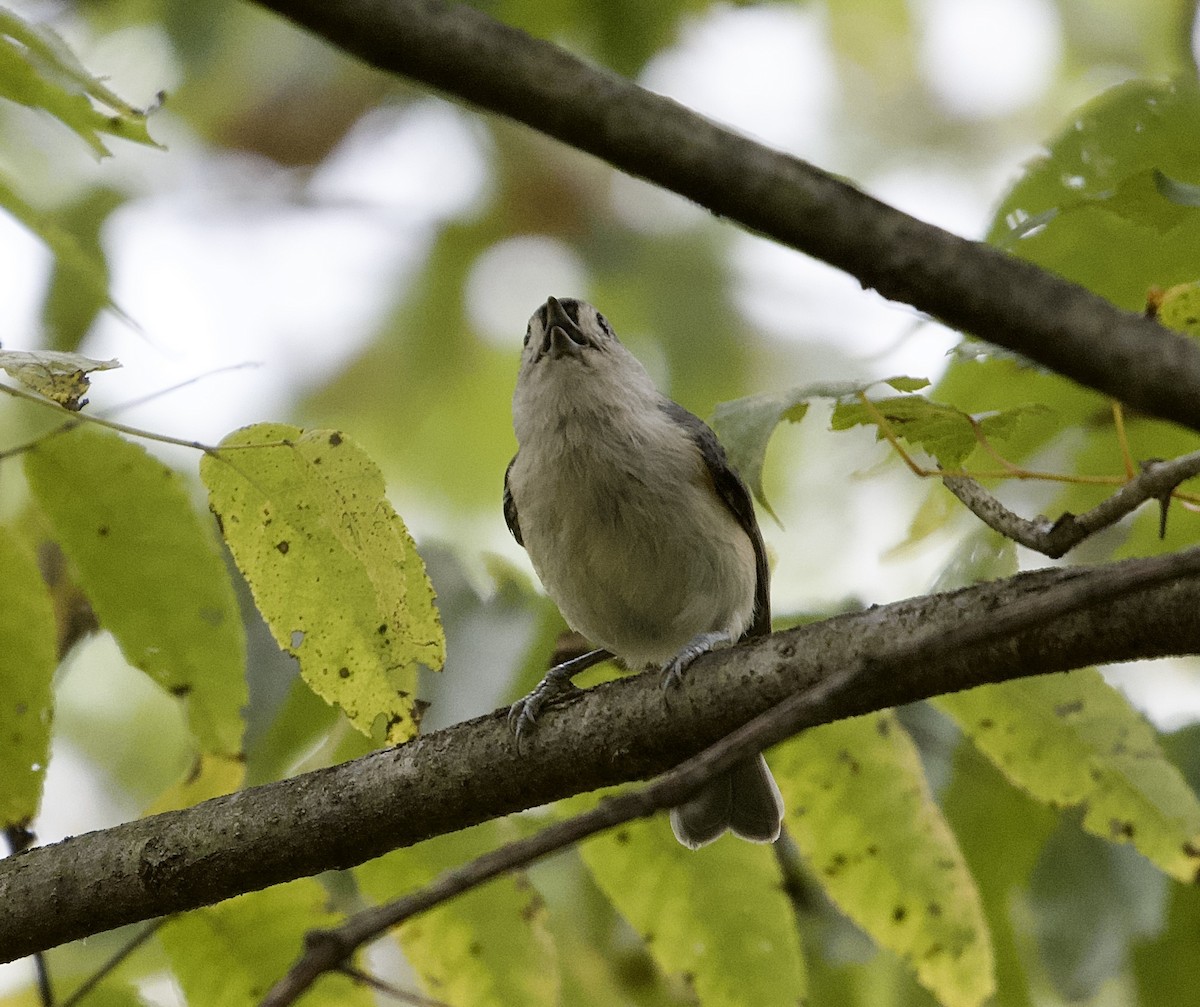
<box><xmin>669</xmin><ymin>754</ymin><xmax>784</xmax><ymax>849</ymax></box>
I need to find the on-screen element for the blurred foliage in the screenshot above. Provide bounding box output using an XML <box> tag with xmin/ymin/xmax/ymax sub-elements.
<box><xmin>1</xmin><ymin>1</ymin><xmax>1200</xmax><ymax>1006</ymax></box>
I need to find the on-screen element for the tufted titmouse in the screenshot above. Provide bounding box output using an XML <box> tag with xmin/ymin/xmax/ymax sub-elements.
<box><xmin>503</xmin><ymin>296</ymin><xmax>783</xmax><ymax>849</ymax></box>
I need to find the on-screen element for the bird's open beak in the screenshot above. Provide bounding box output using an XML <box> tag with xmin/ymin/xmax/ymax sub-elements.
<box><xmin>544</xmin><ymin>296</ymin><xmax>589</xmax><ymax>359</ymax></box>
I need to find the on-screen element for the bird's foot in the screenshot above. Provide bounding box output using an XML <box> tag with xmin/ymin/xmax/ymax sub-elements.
<box><xmin>507</xmin><ymin>648</ymin><xmax>610</xmax><ymax>747</ymax></box>
<box><xmin>661</xmin><ymin>631</ymin><xmax>733</xmax><ymax>690</ymax></box>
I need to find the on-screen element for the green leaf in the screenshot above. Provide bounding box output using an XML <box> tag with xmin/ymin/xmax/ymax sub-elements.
<box><xmin>577</xmin><ymin>809</ymin><xmax>806</xmax><ymax>1007</ymax></box>
<box><xmin>159</xmin><ymin>878</ymin><xmax>372</xmax><ymax>1007</ymax></box>
<box><xmin>200</xmin><ymin>424</ymin><xmax>444</xmax><ymax>745</ymax></box>
<box><xmin>710</xmin><ymin>387</ymin><xmax>811</xmax><ymax>518</ymax></box>
<box><xmin>145</xmin><ymin>753</ymin><xmax>245</xmax><ymax>814</ymax></box>
<box><xmin>711</xmin><ymin>378</ymin><xmax>929</xmax><ymax>513</ymax></box>
<box><xmin>886</xmin><ymin>483</ymin><xmax>962</xmax><ymax>556</ymax></box>
<box><xmin>41</xmin><ymin>186</ymin><xmax>126</xmax><ymax>350</ymax></box>
<box><xmin>1088</xmin><ymin>168</ymin><xmax>1193</xmax><ymax>234</ymax></box>
<box><xmin>1133</xmin><ymin>878</ymin><xmax>1200</xmax><ymax>1005</ymax></box>
<box><xmin>773</xmin><ymin>712</ymin><xmax>994</xmax><ymax>1007</ymax></box>
<box><xmin>1132</xmin><ymin>724</ymin><xmax>1200</xmax><ymax>1003</ymax></box>
<box><xmin>933</xmin><ymin>670</ymin><xmax>1200</xmax><ymax>882</ymax></box>
<box><xmin>356</xmin><ymin>821</ymin><xmax>558</xmax><ymax>1006</ymax></box>
<box><xmin>941</xmin><ymin>743</ymin><xmax>1057</xmax><ymax>1007</ymax></box>
<box><xmin>1154</xmin><ymin>169</ymin><xmax>1200</xmax><ymax>207</ymax></box>
<box><xmin>0</xmin><ymin>527</ymin><xmax>57</xmax><ymax>828</ymax></box>
<box><xmin>25</xmin><ymin>426</ymin><xmax>246</xmax><ymax>755</ymax></box>
<box><xmin>0</xmin><ymin>981</ymin><xmax>143</xmax><ymax>1007</ymax></box>
<box><xmin>0</xmin><ymin>172</ymin><xmax>125</xmax><ymax>331</ymax></box>
<box><xmin>989</xmin><ymin>77</ymin><xmax>1200</xmax><ymax>311</ymax></box>
<box><xmin>244</xmin><ymin>672</ymin><xmax>339</xmax><ymax>787</ymax></box>
<box><xmin>0</xmin><ymin>7</ymin><xmax>160</xmax><ymax>156</ymax></box>
<box><xmin>832</xmin><ymin>394</ymin><xmax>1051</xmax><ymax>470</ymax></box>
<box><xmin>885</xmin><ymin>376</ymin><xmax>933</xmax><ymax>393</ymax></box>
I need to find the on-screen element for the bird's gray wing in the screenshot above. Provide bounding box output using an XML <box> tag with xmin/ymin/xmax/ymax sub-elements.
<box><xmin>503</xmin><ymin>455</ymin><xmax>523</xmax><ymax>546</ymax></box>
<box><xmin>659</xmin><ymin>400</ymin><xmax>770</xmax><ymax>638</ymax></box>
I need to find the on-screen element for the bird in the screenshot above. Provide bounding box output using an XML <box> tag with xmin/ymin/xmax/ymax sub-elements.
<box><xmin>503</xmin><ymin>295</ymin><xmax>783</xmax><ymax>848</ymax></box>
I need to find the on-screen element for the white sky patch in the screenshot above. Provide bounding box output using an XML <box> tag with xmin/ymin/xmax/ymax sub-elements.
<box><xmin>639</xmin><ymin>4</ymin><xmax>837</xmax><ymax>159</ymax></box>
<box><xmin>309</xmin><ymin>101</ymin><xmax>489</xmax><ymax>220</ymax></box>
<box><xmin>82</xmin><ymin>187</ymin><xmax>422</xmax><ymax>454</ymax></box>
<box><xmin>1104</xmin><ymin>659</ymin><xmax>1200</xmax><ymax>731</ymax></box>
<box><xmin>0</xmin><ymin>212</ymin><xmax>50</xmax><ymax>348</ymax></box>
<box><xmin>609</xmin><ymin>172</ymin><xmax>708</xmax><ymax>235</ymax></box>
<box><xmin>915</xmin><ymin>0</ymin><xmax>1062</xmax><ymax>119</ymax></box>
<box><xmin>466</xmin><ymin>236</ymin><xmax>589</xmax><ymax>345</ymax></box>
<box><xmin>869</xmin><ymin>164</ymin><xmax>999</xmax><ymax>238</ymax></box>
<box><xmin>72</xmin><ymin>104</ymin><xmax>489</xmax><ymax>455</ymax></box>
<box><xmin>728</xmin><ymin>234</ymin><xmax>959</xmax><ymax>384</ymax></box>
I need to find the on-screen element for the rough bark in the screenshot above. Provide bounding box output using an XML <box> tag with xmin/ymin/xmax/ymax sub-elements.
<box><xmin>4</xmin><ymin>553</ymin><xmax>1200</xmax><ymax>962</ymax></box>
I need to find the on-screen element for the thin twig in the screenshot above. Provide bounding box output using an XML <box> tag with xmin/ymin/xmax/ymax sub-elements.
<box><xmin>58</xmin><ymin>920</ymin><xmax>166</xmax><ymax>1007</ymax></box>
<box><xmin>1112</xmin><ymin>401</ymin><xmax>1136</xmax><ymax>479</ymax></box>
<box><xmin>336</xmin><ymin>964</ymin><xmax>449</xmax><ymax>1006</ymax></box>
<box><xmin>942</xmin><ymin>448</ymin><xmax>1200</xmax><ymax>557</ymax></box>
<box><xmin>259</xmin><ymin>661</ymin><xmax>863</xmax><ymax>1007</ymax></box>
<box><xmin>93</xmin><ymin>362</ymin><xmax>261</xmax><ymax>418</ymax></box>
<box><xmin>0</xmin><ymin>381</ymin><xmax>219</xmax><ymax>454</ymax></box>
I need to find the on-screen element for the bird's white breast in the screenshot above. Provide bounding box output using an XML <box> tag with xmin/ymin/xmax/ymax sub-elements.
<box><xmin>510</xmin><ymin>356</ymin><xmax>757</xmax><ymax>668</ymax></box>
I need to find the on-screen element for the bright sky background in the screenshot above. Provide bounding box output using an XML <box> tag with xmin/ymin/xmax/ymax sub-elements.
<box><xmin>5</xmin><ymin>0</ymin><xmax>1198</xmax><ymax>994</ymax></box>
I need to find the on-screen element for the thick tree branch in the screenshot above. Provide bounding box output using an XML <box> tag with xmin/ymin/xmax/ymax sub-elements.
<box><xmin>246</xmin><ymin>0</ymin><xmax>1200</xmax><ymax>431</ymax></box>
<box><xmin>261</xmin><ymin>662</ymin><xmax>864</xmax><ymax>1007</ymax></box>
<box><xmin>5</xmin><ymin>549</ymin><xmax>1200</xmax><ymax>962</ymax></box>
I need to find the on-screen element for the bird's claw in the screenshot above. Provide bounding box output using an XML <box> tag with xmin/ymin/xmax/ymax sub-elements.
<box><xmin>507</xmin><ymin>678</ymin><xmax>583</xmax><ymax>748</ymax></box>
<box><xmin>661</xmin><ymin>631</ymin><xmax>733</xmax><ymax>690</ymax></box>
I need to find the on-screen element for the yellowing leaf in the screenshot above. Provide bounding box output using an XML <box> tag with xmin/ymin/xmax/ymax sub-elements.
<box><xmin>145</xmin><ymin>753</ymin><xmax>245</xmax><ymax>815</ymax></box>
<box><xmin>0</xmin><ymin>528</ymin><xmax>57</xmax><ymax>827</ymax></box>
<box><xmin>774</xmin><ymin>712</ymin><xmax>994</xmax><ymax>1007</ymax></box>
<box><xmin>159</xmin><ymin>879</ymin><xmax>372</xmax><ymax>1007</ymax></box>
<box><xmin>24</xmin><ymin>426</ymin><xmax>246</xmax><ymax>755</ymax></box>
<box><xmin>356</xmin><ymin>822</ymin><xmax>558</xmax><ymax>1007</ymax></box>
<box><xmin>934</xmin><ymin>670</ymin><xmax>1200</xmax><ymax>883</ymax></box>
<box><xmin>1152</xmin><ymin>279</ymin><xmax>1200</xmax><ymax>340</ymax></box>
<box><xmin>0</xmin><ymin>348</ymin><xmax>119</xmax><ymax>410</ymax></box>
<box><xmin>577</xmin><ymin>802</ymin><xmax>806</xmax><ymax>1007</ymax></box>
<box><xmin>201</xmin><ymin>424</ymin><xmax>444</xmax><ymax>745</ymax></box>
<box><xmin>0</xmin><ymin>981</ymin><xmax>141</xmax><ymax>1007</ymax></box>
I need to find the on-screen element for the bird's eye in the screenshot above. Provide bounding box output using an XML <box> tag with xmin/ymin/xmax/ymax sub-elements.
<box><xmin>597</xmin><ymin>314</ymin><xmax>613</xmax><ymax>337</ymax></box>
<box><xmin>523</xmin><ymin>324</ymin><xmax>532</xmax><ymax>347</ymax></box>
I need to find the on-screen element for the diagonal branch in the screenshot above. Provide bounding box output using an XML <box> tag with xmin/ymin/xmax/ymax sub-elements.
<box><xmin>246</xmin><ymin>0</ymin><xmax>1200</xmax><ymax>432</ymax></box>
<box><xmin>261</xmin><ymin>545</ymin><xmax>1200</xmax><ymax>1005</ymax></box>
<box><xmin>260</xmin><ymin>661</ymin><xmax>865</xmax><ymax>1007</ymax></box>
<box><xmin>5</xmin><ymin>548</ymin><xmax>1200</xmax><ymax>963</ymax></box>
<box><xmin>943</xmin><ymin>448</ymin><xmax>1200</xmax><ymax>557</ymax></box>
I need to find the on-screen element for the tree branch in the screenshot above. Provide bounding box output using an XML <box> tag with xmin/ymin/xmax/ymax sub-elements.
<box><xmin>942</xmin><ymin>448</ymin><xmax>1200</xmax><ymax>557</ymax></box>
<box><xmin>261</xmin><ymin>543</ymin><xmax>1200</xmax><ymax>1005</ymax></box>
<box><xmin>5</xmin><ymin>548</ymin><xmax>1200</xmax><ymax>963</ymax></box>
<box><xmin>245</xmin><ymin>0</ymin><xmax>1200</xmax><ymax>432</ymax></box>
<box><xmin>260</xmin><ymin>661</ymin><xmax>865</xmax><ymax>1007</ymax></box>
